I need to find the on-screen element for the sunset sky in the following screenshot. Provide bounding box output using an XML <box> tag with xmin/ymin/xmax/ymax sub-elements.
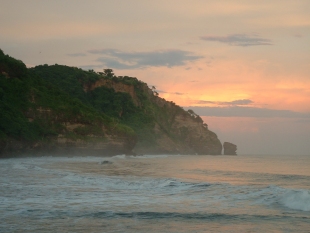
<box><xmin>1</xmin><ymin>0</ymin><xmax>310</xmax><ymax>155</ymax></box>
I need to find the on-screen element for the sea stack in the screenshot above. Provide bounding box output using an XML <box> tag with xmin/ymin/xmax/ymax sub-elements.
<box><xmin>223</xmin><ymin>142</ymin><xmax>237</xmax><ymax>155</ymax></box>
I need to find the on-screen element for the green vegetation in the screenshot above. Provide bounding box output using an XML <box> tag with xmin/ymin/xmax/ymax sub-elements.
<box><xmin>0</xmin><ymin>49</ymin><xmax>222</xmax><ymax>156</ymax></box>
<box><xmin>30</xmin><ymin>64</ymin><xmax>157</xmax><ymax>147</ymax></box>
<box><xmin>29</xmin><ymin>64</ymin><xmax>99</xmax><ymax>104</ymax></box>
<box><xmin>0</xmin><ymin>50</ymin><xmax>134</xmax><ymax>146</ymax></box>
<box><xmin>0</xmin><ymin>50</ymin><xmax>39</xmax><ymax>140</ymax></box>
<box><xmin>0</xmin><ymin>49</ymin><xmax>27</xmax><ymax>78</ymax></box>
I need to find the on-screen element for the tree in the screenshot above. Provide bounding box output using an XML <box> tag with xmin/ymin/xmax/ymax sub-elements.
<box><xmin>151</xmin><ymin>86</ymin><xmax>159</xmax><ymax>96</ymax></box>
<box><xmin>103</xmin><ymin>69</ymin><xmax>114</xmax><ymax>78</ymax></box>
<box><xmin>187</xmin><ymin>109</ymin><xmax>203</xmax><ymax>123</ymax></box>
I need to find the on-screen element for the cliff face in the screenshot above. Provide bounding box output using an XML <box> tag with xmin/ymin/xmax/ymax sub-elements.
<box><xmin>89</xmin><ymin>79</ymin><xmax>223</xmax><ymax>155</ymax></box>
<box><xmin>0</xmin><ymin>104</ymin><xmax>137</xmax><ymax>157</ymax></box>
<box><xmin>84</xmin><ymin>78</ymin><xmax>140</xmax><ymax>106</ymax></box>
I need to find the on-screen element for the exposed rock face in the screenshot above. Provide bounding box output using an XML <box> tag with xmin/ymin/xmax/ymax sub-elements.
<box><xmin>148</xmin><ymin>103</ymin><xmax>222</xmax><ymax>155</ymax></box>
<box><xmin>1</xmin><ymin>106</ymin><xmax>136</xmax><ymax>158</ymax></box>
<box><xmin>0</xmin><ymin>132</ymin><xmax>136</xmax><ymax>158</ymax></box>
<box><xmin>90</xmin><ymin>80</ymin><xmax>223</xmax><ymax>155</ymax></box>
<box><xmin>85</xmin><ymin>79</ymin><xmax>140</xmax><ymax>106</ymax></box>
<box><xmin>1</xmin><ymin>135</ymin><xmax>136</xmax><ymax>159</ymax></box>
<box><xmin>150</xmin><ymin>92</ymin><xmax>222</xmax><ymax>155</ymax></box>
<box><xmin>223</xmin><ymin>142</ymin><xmax>237</xmax><ymax>155</ymax></box>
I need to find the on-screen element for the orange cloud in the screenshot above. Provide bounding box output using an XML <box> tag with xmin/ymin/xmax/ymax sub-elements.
<box><xmin>124</xmin><ymin>58</ymin><xmax>310</xmax><ymax>112</ymax></box>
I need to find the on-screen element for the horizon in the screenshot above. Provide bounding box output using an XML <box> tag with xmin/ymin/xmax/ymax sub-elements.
<box><xmin>1</xmin><ymin>0</ymin><xmax>309</xmax><ymax>155</ymax></box>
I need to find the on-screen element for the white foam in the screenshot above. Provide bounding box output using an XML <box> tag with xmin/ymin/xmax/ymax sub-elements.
<box><xmin>2</xmin><ymin>156</ymin><xmax>310</xmax><ymax>216</ymax></box>
<box><xmin>111</xmin><ymin>154</ymin><xmax>171</xmax><ymax>160</ymax></box>
<box><xmin>248</xmin><ymin>185</ymin><xmax>310</xmax><ymax>212</ymax></box>
<box><xmin>130</xmin><ymin>154</ymin><xmax>170</xmax><ymax>159</ymax></box>
<box><xmin>112</xmin><ymin>154</ymin><xmax>127</xmax><ymax>159</ymax></box>
<box><xmin>280</xmin><ymin>189</ymin><xmax>310</xmax><ymax>211</ymax></box>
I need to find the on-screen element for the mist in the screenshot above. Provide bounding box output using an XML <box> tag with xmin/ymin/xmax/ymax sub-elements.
<box><xmin>202</xmin><ymin>116</ymin><xmax>310</xmax><ymax>155</ymax></box>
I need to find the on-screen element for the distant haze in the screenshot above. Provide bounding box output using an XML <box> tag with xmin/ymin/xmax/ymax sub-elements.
<box><xmin>1</xmin><ymin>0</ymin><xmax>309</xmax><ymax>155</ymax></box>
<box><xmin>201</xmin><ymin>116</ymin><xmax>310</xmax><ymax>155</ymax></box>
<box><xmin>186</xmin><ymin>107</ymin><xmax>310</xmax><ymax>155</ymax></box>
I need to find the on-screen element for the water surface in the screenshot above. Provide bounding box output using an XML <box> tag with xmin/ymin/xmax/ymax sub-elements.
<box><xmin>1</xmin><ymin>154</ymin><xmax>310</xmax><ymax>232</ymax></box>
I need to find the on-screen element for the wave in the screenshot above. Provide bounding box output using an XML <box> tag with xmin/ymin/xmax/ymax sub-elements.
<box><xmin>3</xmin><ymin>157</ymin><xmax>310</xmax><ymax>213</ymax></box>
<box><xmin>241</xmin><ymin>185</ymin><xmax>310</xmax><ymax>212</ymax></box>
<box><xmin>279</xmin><ymin>189</ymin><xmax>310</xmax><ymax>211</ymax></box>
<box><xmin>88</xmin><ymin>211</ymin><xmax>310</xmax><ymax>221</ymax></box>
<box><xmin>58</xmin><ymin>173</ymin><xmax>310</xmax><ymax>212</ymax></box>
<box><xmin>19</xmin><ymin>209</ymin><xmax>310</xmax><ymax>222</ymax></box>
<box><xmin>102</xmin><ymin>177</ymin><xmax>212</xmax><ymax>193</ymax></box>
<box><xmin>89</xmin><ymin>211</ymin><xmax>274</xmax><ymax>220</ymax></box>
<box><xmin>112</xmin><ymin>154</ymin><xmax>170</xmax><ymax>159</ymax></box>
<box><xmin>143</xmin><ymin>180</ymin><xmax>310</xmax><ymax>212</ymax></box>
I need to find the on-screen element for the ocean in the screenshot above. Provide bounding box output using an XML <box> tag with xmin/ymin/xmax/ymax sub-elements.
<box><xmin>1</xmin><ymin>154</ymin><xmax>310</xmax><ymax>232</ymax></box>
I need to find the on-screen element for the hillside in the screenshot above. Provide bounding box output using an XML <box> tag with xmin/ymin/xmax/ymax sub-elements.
<box><xmin>0</xmin><ymin>50</ymin><xmax>136</xmax><ymax>157</ymax></box>
<box><xmin>0</xmin><ymin>49</ymin><xmax>223</xmax><ymax>157</ymax></box>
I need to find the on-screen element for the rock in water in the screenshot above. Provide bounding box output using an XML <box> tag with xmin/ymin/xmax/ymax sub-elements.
<box><xmin>223</xmin><ymin>142</ymin><xmax>237</xmax><ymax>155</ymax></box>
<box><xmin>100</xmin><ymin>160</ymin><xmax>112</xmax><ymax>165</ymax></box>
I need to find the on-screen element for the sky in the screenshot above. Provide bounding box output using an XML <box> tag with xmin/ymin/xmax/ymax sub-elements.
<box><xmin>1</xmin><ymin>0</ymin><xmax>310</xmax><ymax>155</ymax></box>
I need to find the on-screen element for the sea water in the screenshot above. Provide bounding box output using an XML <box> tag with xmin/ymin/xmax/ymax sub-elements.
<box><xmin>1</xmin><ymin>154</ymin><xmax>310</xmax><ymax>232</ymax></box>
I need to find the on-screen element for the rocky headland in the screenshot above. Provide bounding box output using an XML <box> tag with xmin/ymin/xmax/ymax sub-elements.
<box><xmin>0</xmin><ymin>49</ymin><xmax>234</xmax><ymax>157</ymax></box>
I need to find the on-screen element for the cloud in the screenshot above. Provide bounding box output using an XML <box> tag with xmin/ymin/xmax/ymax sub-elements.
<box><xmin>67</xmin><ymin>53</ymin><xmax>87</xmax><ymax>57</ymax></box>
<box><xmin>197</xmin><ymin>99</ymin><xmax>253</xmax><ymax>106</ymax></box>
<box><xmin>184</xmin><ymin>106</ymin><xmax>310</xmax><ymax>118</ymax></box>
<box><xmin>88</xmin><ymin>49</ymin><xmax>203</xmax><ymax>69</ymax></box>
<box><xmin>157</xmin><ymin>90</ymin><xmax>185</xmax><ymax>95</ymax></box>
<box><xmin>78</xmin><ymin>64</ymin><xmax>102</xmax><ymax>70</ymax></box>
<box><xmin>200</xmin><ymin>34</ymin><xmax>273</xmax><ymax>46</ymax></box>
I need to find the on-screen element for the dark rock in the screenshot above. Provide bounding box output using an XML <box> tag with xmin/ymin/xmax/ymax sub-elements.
<box><xmin>223</xmin><ymin>142</ymin><xmax>237</xmax><ymax>155</ymax></box>
<box><xmin>100</xmin><ymin>160</ymin><xmax>112</xmax><ymax>164</ymax></box>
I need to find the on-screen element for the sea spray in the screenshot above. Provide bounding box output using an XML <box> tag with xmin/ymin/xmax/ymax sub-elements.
<box><xmin>280</xmin><ymin>189</ymin><xmax>310</xmax><ymax>211</ymax></box>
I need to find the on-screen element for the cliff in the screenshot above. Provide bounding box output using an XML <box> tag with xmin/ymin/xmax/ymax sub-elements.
<box><xmin>0</xmin><ymin>50</ymin><xmax>225</xmax><ymax>157</ymax></box>
<box><xmin>84</xmin><ymin>73</ymin><xmax>222</xmax><ymax>155</ymax></box>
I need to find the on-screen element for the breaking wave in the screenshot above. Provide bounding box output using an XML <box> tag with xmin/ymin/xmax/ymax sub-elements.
<box><xmin>279</xmin><ymin>189</ymin><xmax>310</xmax><ymax>211</ymax></box>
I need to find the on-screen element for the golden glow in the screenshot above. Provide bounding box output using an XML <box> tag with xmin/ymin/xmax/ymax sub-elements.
<box><xmin>133</xmin><ymin>59</ymin><xmax>310</xmax><ymax>112</ymax></box>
